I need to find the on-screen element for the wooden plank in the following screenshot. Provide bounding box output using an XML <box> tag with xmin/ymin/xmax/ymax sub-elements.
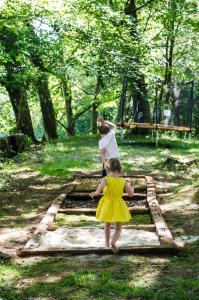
<box><xmin>73</xmin><ymin>187</ymin><xmax>147</xmax><ymax>193</ymax></box>
<box><xmin>20</xmin><ymin>175</ymin><xmax>184</xmax><ymax>257</ymax></box>
<box><xmin>19</xmin><ymin>245</ymin><xmax>180</xmax><ymax>257</ymax></box>
<box><xmin>127</xmin><ymin>123</ymin><xmax>191</xmax><ymax>132</ymax></box>
<box><xmin>145</xmin><ymin>176</ymin><xmax>180</xmax><ymax>246</ymax></box>
<box><xmin>117</xmin><ymin>121</ymin><xmax>130</xmax><ymax>128</ymax></box>
<box><xmin>76</xmin><ymin>174</ymin><xmax>146</xmax><ymax>179</ymax></box>
<box><xmin>48</xmin><ymin>224</ymin><xmax>156</xmax><ymax>232</ymax></box>
<box><xmin>66</xmin><ymin>192</ymin><xmax>146</xmax><ymax>200</ymax></box>
<box><xmin>58</xmin><ymin>206</ymin><xmax>149</xmax><ymax>214</ymax></box>
<box><xmin>23</xmin><ymin>187</ymin><xmax>73</xmax><ymax>249</ymax></box>
<box><xmin>122</xmin><ymin>224</ymin><xmax>155</xmax><ymax>231</ymax></box>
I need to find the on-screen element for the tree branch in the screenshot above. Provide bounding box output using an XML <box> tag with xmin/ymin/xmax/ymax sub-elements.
<box><xmin>56</xmin><ymin>119</ymin><xmax>68</xmax><ymax>131</ymax></box>
<box><xmin>74</xmin><ymin>102</ymin><xmax>96</xmax><ymax>121</ymax></box>
<box><xmin>134</xmin><ymin>0</ymin><xmax>158</xmax><ymax>12</ymax></box>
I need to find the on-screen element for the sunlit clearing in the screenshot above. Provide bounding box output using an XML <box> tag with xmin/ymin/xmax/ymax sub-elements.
<box><xmin>130</xmin><ymin>269</ymin><xmax>162</xmax><ymax>288</ymax></box>
<box><xmin>0</xmin><ymin>0</ymin><xmax>4</xmax><ymax>9</ymax></box>
<box><xmin>0</xmin><ymin>264</ymin><xmax>21</xmax><ymax>284</ymax></box>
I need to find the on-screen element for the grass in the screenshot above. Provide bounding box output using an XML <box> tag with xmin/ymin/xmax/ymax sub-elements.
<box><xmin>1</xmin><ymin>133</ymin><xmax>199</xmax><ymax>180</ymax></box>
<box><xmin>1</xmin><ymin>133</ymin><xmax>199</xmax><ymax>299</ymax></box>
<box><xmin>51</xmin><ymin>213</ymin><xmax>152</xmax><ymax>229</ymax></box>
<box><xmin>1</xmin><ymin>253</ymin><xmax>199</xmax><ymax>299</ymax></box>
<box><xmin>53</xmin><ymin>214</ymin><xmax>101</xmax><ymax>228</ymax></box>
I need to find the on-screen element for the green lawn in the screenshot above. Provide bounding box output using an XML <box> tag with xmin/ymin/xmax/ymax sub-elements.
<box><xmin>0</xmin><ymin>133</ymin><xmax>199</xmax><ymax>300</ymax></box>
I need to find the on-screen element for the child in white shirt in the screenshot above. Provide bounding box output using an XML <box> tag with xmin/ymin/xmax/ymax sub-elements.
<box><xmin>97</xmin><ymin>116</ymin><xmax>120</xmax><ymax>177</ymax></box>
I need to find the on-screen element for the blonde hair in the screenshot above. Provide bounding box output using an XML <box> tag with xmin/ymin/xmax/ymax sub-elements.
<box><xmin>105</xmin><ymin>158</ymin><xmax>122</xmax><ymax>173</ymax></box>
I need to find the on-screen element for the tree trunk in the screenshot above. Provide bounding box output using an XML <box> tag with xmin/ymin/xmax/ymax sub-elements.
<box><xmin>117</xmin><ymin>80</ymin><xmax>128</xmax><ymax>122</ymax></box>
<box><xmin>91</xmin><ymin>104</ymin><xmax>98</xmax><ymax>134</ymax></box>
<box><xmin>35</xmin><ymin>74</ymin><xmax>57</xmax><ymax>140</ymax></box>
<box><xmin>133</xmin><ymin>75</ymin><xmax>150</xmax><ymax>123</ymax></box>
<box><xmin>125</xmin><ymin>0</ymin><xmax>151</xmax><ymax>124</ymax></box>
<box><xmin>0</xmin><ymin>26</ymin><xmax>36</xmax><ymax>142</ymax></box>
<box><xmin>61</xmin><ymin>76</ymin><xmax>75</xmax><ymax>136</ymax></box>
<box><xmin>187</xmin><ymin>80</ymin><xmax>194</xmax><ymax>129</ymax></box>
<box><xmin>157</xmin><ymin>0</ymin><xmax>177</xmax><ymax>123</ymax></box>
<box><xmin>0</xmin><ymin>134</ymin><xmax>25</xmax><ymax>157</ymax></box>
<box><xmin>91</xmin><ymin>74</ymin><xmax>102</xmax><ymax>134</ymax></box>
<box><xmin>28</xmin><ymin>23</ymin><xmax>57</xmax><ymax>140</ymax></box>
<box><xmin>6</xmin><ymin>86</ymin><xmax>35</xmax><ymax>140</ymax></box>
<box><xmin>193</xmin><ymin>91</ymin><xmax>199</xmax><ymax>137</ymax></box>
<box><xmin>165</xmin><ymin>18</ymin><xmax>175</xmax><ymax>105</ymax></box>
<box><xmin>156</xmin><ymin>36</ymin><xmax>169</xmax><ymax>123</ymax></box>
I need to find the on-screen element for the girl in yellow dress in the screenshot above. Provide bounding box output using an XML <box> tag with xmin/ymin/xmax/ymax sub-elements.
<box><xmin>90</xmin><ymin>158</ymin><xmax>134</xmax><ymax>253</ymax></box>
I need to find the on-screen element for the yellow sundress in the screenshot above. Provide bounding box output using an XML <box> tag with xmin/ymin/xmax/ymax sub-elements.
<box><xmin>96</xmin><ymin>176</ymin><xmax>132</xmax><ymax>222</ymax></box>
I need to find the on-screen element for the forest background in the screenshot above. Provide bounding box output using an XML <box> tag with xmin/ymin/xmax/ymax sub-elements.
<box><xmin>1</xmin><ymin>2</ymin><xmax>199</xmax><ymax>300</ymax></box>
<box><xmin>0</xmin><ymin>0</ymin><xmax>199</xmax><ymax>142</ymax></box>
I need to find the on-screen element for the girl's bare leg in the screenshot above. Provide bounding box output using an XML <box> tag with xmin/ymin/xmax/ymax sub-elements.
<box><xmin>111</xmin><ymin>222</ymin><xmax>122</xmax><ymax>253</ymax></box>
<box><xmin>104</xmin><ymin>222</ymin><xmax>111</xmax><ymax>248</ymax></box>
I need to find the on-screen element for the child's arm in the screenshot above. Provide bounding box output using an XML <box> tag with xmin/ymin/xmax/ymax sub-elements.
<box><xmin>100</xmin><ymin>149</ymin><xmax>106</xmax><ymax>165</ymax></box>
<box><xmin>125</xmin><ymin>180</ymin><xmax>134</xmax><ymax>197</ymax></box>
<box><xmin>98</xmin><ymin>116</ymin><xmax>116</xmax><ymax>130</ymax></box>
<box><xmin>90</xmin><ymin>177</ymin><xmax>106</xmax><ymax>198</ymax></box>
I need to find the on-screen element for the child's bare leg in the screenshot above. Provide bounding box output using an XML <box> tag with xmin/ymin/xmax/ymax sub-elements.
<box><xmin>111</xmin><ymin>222</ymin><xmax>122</xmax><ymax>253</ymax></box>
<box><xmin>104</xmin><ymin>222</ymin><xmax>111</xmax><ymax>248</ymax></box>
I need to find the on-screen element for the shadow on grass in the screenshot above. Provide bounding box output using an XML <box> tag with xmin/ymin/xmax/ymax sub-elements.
<box><xmin>119</xmin><ymin>136</ymin><xmax>199</xmax><ymax>151</ymax></box>
<box><xmin>0</xmin><ymin>171</ymin><xmax>71</xmax><ymax>228</ymax></box>
<box><xmin>1</xmin><ymin>242</ymin><xmax>199</xmax><ymax>300</ymax></box>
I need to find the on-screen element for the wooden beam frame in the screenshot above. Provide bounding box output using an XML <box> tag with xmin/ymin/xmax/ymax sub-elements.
<box><xmin>64</xmin><ymin>192</ymin><xmax>146</xmax><ymax>201</ymax></box>
<box><xmin>58</xmin><ymin>206</ymin><xmax>149</xmax><ymax>214</ymax></box>
<box><xmin>20</xmin><ymin>245</ymin><xmax>179</xmax><ymax>257</ymax></box>
<box><xmin>73</xmin><ymin>187</ymin><xmax>147</xmax><ymax>193</ymax></box>
<box><xmin>19</xmin><ymin>176</ymin><xmax>183</xmax><ymax>256</ymax></box>
<box><xmin>76</xmin><ymin>174</ymin><xmax>146</xmax><ymax>179</ymax></box>
<box><xmin>145</xmin><ymin>176</ymin><xmax>184</xmax><ymax>249</ymax></box>
<box><xmin>48</xmin><ymin>224</ymin><xmax>156</xmax><ymax>232</ymax></box>
<box><xmin>118</xmin><ymin>121</ymin><xmax>191</xmax><ymax>132</ymax></box>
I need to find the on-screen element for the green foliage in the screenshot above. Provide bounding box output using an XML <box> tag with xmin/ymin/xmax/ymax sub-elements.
<box><xmin>0</xmin><ymin>0</ymin><xmax>199</xmax><ymax>140</ymax></box>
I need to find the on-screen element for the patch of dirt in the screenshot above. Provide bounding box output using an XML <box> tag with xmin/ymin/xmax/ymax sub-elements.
<box><xmin>0</xmin><ymin>169</ymin><xmax>71</xmax><ymax>257</ymax></box>
<box><xmin>158</xmin><ymin>156</ymin><xmax>198</xmax><ymax>171</ymax></box>
<box><xmin>157</xmin><ymin>181</ymin><xmax>199</xmax><ymax>246</ymax></box>
<box><xmin>61</xmin><ymin>198</ymin><xmax>147</xmax><ymax>208</ymax></box>
<box><xmin>72</xmin><ymin>177</ymin><xmax>146</xmax><ymax>192</ymax></box>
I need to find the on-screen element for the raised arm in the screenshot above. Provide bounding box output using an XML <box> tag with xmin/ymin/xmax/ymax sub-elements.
<box><xmin>98</xmin><ymin>116</ymin><xmax>116</xmax><ymax>130</ymax></box>
<box><xmin>125</xmin><ymin>180</ymin><xmax>134</xmax><ymax>197</ymax></box>
<box><xmin>90</xmin><ymin>177</ymin><xmax>106</xmax><ymax>198</ymax></box>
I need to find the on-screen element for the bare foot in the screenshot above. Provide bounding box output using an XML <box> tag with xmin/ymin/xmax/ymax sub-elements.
<box><xmin>105</xmin><ymin>243</ymin><xmax>110</xmax><ymax>248</ymax></box>
<box><xmin>111</xmin><ymin>242</ymin><xmax>119</xmax><ymax>254</ymax></box>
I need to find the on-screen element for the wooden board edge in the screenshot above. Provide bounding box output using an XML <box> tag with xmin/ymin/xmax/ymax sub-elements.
<box><xmin>145</xmin><ymin>176</ymin><xmax>180</xmax><ymax>247</ymax></box>
<box><xmin>58</xmin><ymin>207</ymin><xmax>149</xmax><ymax>214</ymax></box>
<box><xmin>48</xmin><ymin>224</ymin><xmax>156</xmax><ymax>232</ymax></box>
<box><xmin>18</xmin><ymin>245</ymin><xmax>180</xmax><ymax>257</ymax></box>
<box><xmin>76</xmin><ymin>175</ymin><xmax>146</xmax><ymax>179</ymax></box>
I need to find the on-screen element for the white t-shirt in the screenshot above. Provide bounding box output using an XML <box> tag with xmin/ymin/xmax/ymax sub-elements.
<box><xmin>99</xmin><ymin>129</ymin><xmax>120</xmax><ymax>160</ymax></box>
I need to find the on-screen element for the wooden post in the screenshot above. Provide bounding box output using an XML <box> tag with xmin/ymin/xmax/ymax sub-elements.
<box><xmin>19</xmin><ymin>245</ymin><xmax>180</xmax><ymax>257</ymax></box>
<box><xmin>145</xmin><ymin>176</ymin><xmax>182</xmax><ymax>246</ymax></box>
